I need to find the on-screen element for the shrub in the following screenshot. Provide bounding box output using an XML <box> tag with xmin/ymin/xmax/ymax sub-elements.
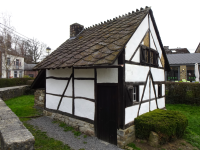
<box><xmin>134</xmin><ymin>109</ymin><xmax>188</xmax><ymax>144</ymax></box>
<box><xmin>166</xmin><ymin>82</ymin><xmax>200</xmax><ymax>105</ymax></box>
<box><xmin>0</xmin><ymin>78</ymin><xmax>33</xmax><ymax>88</ymax></box>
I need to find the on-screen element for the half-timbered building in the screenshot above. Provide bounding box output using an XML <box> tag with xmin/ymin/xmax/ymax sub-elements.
<box><xmin>32</xmin><ymin>6</ymin><xmax>170</xmax><ymax>147</ymax></box>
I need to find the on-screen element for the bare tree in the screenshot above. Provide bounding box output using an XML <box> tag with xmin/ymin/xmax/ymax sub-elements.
<box><xmin>0</xmin><ymin>13</ymin><xmax>21</xmax><ymax>78</ymax></box>
<box><xmin>28</xmin><ymin>38</ymin><xmax>47</xmax><ymax>63</ymax></box>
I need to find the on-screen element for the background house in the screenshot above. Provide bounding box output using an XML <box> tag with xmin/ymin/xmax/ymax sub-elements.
<box><xmin>164</xmin><ymin>46</ymin><xmax>190</xmax><ymax>54</ymax></box>
<box><xmin>166</xmin><ymin>53</ymin><xmax>200</xmax><ymax>82</ymax></box>
<box><xmin>24</xmin><ymin>63</ymin><xmax>38</xmax><ymax>78</ymax></box>
<box><xmin>0</xmin><ymin>50</ymin><xmax>24</xmax><ymax>78</ymax></box>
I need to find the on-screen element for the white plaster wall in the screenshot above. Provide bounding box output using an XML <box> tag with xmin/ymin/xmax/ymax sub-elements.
<box><xmin>125</xmin><ymin>64</ymin><xmax>149</xmax><ymax>82</ymax></box>
<box><xmin>143</xmin><ymin>77</ymin><xmax>149</xmax><ymax>100</ymax></box>
<box><xmin>74</xmin><ymin>80</ymin><xmax>94</xmax><ymax>99</ymax></box>
<box><xmin>155</xmin><ymin>84</ymin><xmax>158</xmax><ymax>97</ymax></box>
<box><xmin>131</xmin><ymin>47</ymin><xmax>140</xmax><ymax>63</ymax></box>
<box><xmin>46</xmin><ymin>68</ymin><xmax>72</xmax><ymax>77</ymax></box>
<box><xmin>150</xmin><ymin>34</ymin><xmax>157</xmax><ymax>50</ymax></box>
<box><xmin>46</xmin><ymin>79</ymin><xmax>68</xmax><ymax>95</ymax></box>
<box><xmin>162</xmin><ymin>84</ymin><xmax>165</xmax><ymax>96</ymax></box>
<box><xmin>58</xmin><ymin>97</ymin><xmax>72</xmax><ymax>114</ymax></box>
<box><xmin>46</xmin><ymin>94</ymin><xmax>60</xmax><ymax>110</ymax></box>
<box><xmin>149</xmin><ymin>16</ymin><xmax>162</xmax><ymax>58</ymax></box>
<box><xmin>151</xmin><ymin>68</ymin><xmax>164</xmax><ymax>81</ymax></box>
<box><xmin>125</xmin><ymin>15</ymin><xmax>149</xmax><ymax>60</ymax></box>
<box><xmin>150</xmin><ymin>100</ymin><xmax>157</xmax><ymax>111</ymax></box>
<box><xmin>150</xmin><ymin>81</ymin><xmax>155</xmax><ymax>99</ymax></box>
<box><xmin>97</xmin><ymin>68</ymin><xmax>118</xmax><ymax>83</ymax></box>
<box><xmin>139</xmin><ymin>102</ymin><xmax>149</xmax><ymax>116</ymax></box>
<box><xmin>125</xmin><ymin>105</ymin><xmax>139</xmax><ymax>124</ymax></box>
<box><xmin>157</xmin><ymin>97</ymin><xmax>165</xmax><ymax>108</ymax></box>
<box><xmin>74</xmin><ymin>69</ymin><xmax>94</xmax><ymax>78</ymax></box>
<box><xmin>75</xmin><ymin>99</ymin><xmax>94</xmax><ymax>120</ymax></box>
<box><xmin>64</xmin><ymin>80</ymin><xmax>72</xmax><ymax>96</ymax></box>
<box><xmin>139</xmin><ymin>85</ymin><xmax>144</xmax><ymax>101</ymax></box>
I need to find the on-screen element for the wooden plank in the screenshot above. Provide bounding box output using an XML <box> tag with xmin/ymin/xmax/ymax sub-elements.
<box><xmin>125</xmin><ymin>60</ymin><xmax>164</xmax><ymax>69</ymax></box>
<box><xmin>57</xmin><ymin>74</ymin><xmax>72</xmax><ymax>110</ymax></box>
<box><xmin>74</xmin><ymin>78</ymin><xmax>95</xmax><ymax>80</ymax></box>
<box><xmin>129</xmin><ymin>29</ymin><xmax>150</xmax><ymax>61</ymax></box>
<box><xmin>94</xmin><ymin>68</ymin><xmax>97</xmax><ymax>136</ymax></box>
<box><xmin>137</xmin><ymin>70</ymin><xmax>150</xmax><ymax>117</ymax></box>
<box><xmin>46</xmin><ymin>76</ymin><xmax>70</xmax><ymax>80</ymax></box>
<box><xmin>72</xmin><ymin>68</ymin><xmax>75</xmax><ymax>115</ymax></box>
<box><xmin>126</xmin><ymin>82</ymin><xmax>145</xmax><ymax>85</ymax></box>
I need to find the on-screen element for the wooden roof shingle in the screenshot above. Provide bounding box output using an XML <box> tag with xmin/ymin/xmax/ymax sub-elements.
<box><xmin>34</xmin><ymin>7</ymin><xmax>151</xmax><ymax>69</ymax></box>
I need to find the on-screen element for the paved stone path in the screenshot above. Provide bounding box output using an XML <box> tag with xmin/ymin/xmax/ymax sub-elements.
<box><xmin>27</xmin><ymin>116</ymin><xmax>122</xmax><ymax>150</ymax></box>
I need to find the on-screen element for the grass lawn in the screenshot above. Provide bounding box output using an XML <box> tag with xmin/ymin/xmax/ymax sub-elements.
<box><xmin>5</xmin><ymin>95</ymin><xmax>71</xmax><ymax>150</ymax></box>
<box><xmin>166</xmin><ymin>104</ymin><xmax>200</xmax><ymax>149</ymax></box>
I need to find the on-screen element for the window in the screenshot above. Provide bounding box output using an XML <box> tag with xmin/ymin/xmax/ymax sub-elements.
<box><xmin>16</xmin><ymin>59</ymin><xmax>19</xmax><ymax>69</ymax></box>
<box><xmin>7</xmin><ymin>58</ymin><xmax>10</xmax><ymax>66</ymax></box>
<box><xmin>14</xmin><ymin>71</ymin><xmax>17</xmax><ymax>78</ymax></box>
<box><xmin>150</xmin><ymin>51</ymin><xmax>153</xmax><ymax>64</ymax></box>
<box><xmin>158</xmin><ymin>84</ymin><xmax>162</xmax><ymax>98</ymax></box>
<box><xmin>133</xmin><ymin>86</ymin><xmax>138</xmax><ymax>101</ymax></box>
<box><xmin>140</xmin><ymin>45</ymin><xmax>159</xmax><ymax>67</ymax></box>
<box><xmin>19</xmin><ymin>71</ymin><xmax>22</xmax><ymax>78</ymax></box>
<box><xmin>167</xmin><ymin>66</ymin><xmax>179</xmax><ymax>81</ymax></box>
<box><xmin>128</xmin><ymin>85</ymin><xmax>139</xmax><ymax>102</ymax></box>
<box><xmin>7</xmin><ymin>70</ymin><xmax>11</xmax><ymax>78</ymax></box>
<box><xmin>28</xmin><ymin>74</ymin><xmax>34</xmax><ymax>78</ymax></box>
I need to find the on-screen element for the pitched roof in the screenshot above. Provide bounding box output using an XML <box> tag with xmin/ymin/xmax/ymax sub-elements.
<box><xmin>34</xmin><ymin>7</ymin><xmax>150</xmax><ymax>69</ymax></box>
<box><xmin>34</xmin><ymin>7</ymin><xmax>169</xmax><ymax>70</ymax></box>
<box><xmin>195</xmin><ymin>43</ymin><xmax>200</xmax><ymax>53</ymax></box>
<box><xmin>24</xmin><ymin>63</ymin><xmax>37</xmax><ymax>70</ymax></box>
<box><xmin>167</xmin><ymin>53</ymin><xmax>200</xmax><ymax>65</ymax></box>
<box><xmin>165</xmin><ymin>48</ymin><xmax>190</xmax><ymax>54</ymax></box>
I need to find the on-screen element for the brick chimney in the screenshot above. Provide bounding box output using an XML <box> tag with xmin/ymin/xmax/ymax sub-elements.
<box><xmin>70</xmin><ymin>23</ymin><xmax>84</xmax><ymax>38</ymax></box>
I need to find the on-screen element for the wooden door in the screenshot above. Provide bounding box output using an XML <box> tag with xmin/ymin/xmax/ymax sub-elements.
<box><xmin>96</xmin><ymin>84</ymin><xmax>117</xmax><ymax>145</ymax></box>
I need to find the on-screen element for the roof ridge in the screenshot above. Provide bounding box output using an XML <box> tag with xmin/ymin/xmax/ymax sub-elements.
<box><xmin>84</xmin><ymin>6</ymin><xmax>150</xmax><ymax>30</ymax></box>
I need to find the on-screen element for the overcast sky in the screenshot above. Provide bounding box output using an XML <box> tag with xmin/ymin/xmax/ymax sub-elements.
<box><xmin>0</xmin><ymin>0</ymin><xmax>199</xmax><ymax>53</ymax></box>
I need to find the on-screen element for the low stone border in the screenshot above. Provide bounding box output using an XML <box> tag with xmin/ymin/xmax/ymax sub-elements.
<box><xmin>0</xmin><ymin>85</ymin><xmax>32</xmax><ymax>101</ymax></box>
<box><xmin>0</xmin><ymin>98</ymin><xmax>35</xmax><ymax>150</ymax></box>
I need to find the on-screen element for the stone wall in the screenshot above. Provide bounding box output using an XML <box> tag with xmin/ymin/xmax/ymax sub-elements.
<box><xmin>0</xmin><ymin>85</ymin><xmax>33</xmax><ymax>101</ymax></box>
<box><xmin>34</xmin><ymin>89</ymin><xmax>45</xmax><ymax>109</ymax></box>
<box><xmin>180</xmin><ymin>65</ymin><xmax>187</xmax><ymax>80</ymax></box>
<box><xmin>0</xmin><ymin>98</ymin><xmax>35</xmax><ymax>149</ymax></box>
<box><xmin>117</xmin><ymin>126</ymin><xmax>136</xmax><ymax>148</ymax></box>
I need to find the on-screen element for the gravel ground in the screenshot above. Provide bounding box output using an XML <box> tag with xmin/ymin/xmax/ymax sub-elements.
<box><xmin>27</xmin><ymin>116</ymin><xmax>123</xmax><ymax>150</ymax></box>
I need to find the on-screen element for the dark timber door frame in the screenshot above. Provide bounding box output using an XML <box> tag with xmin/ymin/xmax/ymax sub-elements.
<box><xmin>96</xmin><ymin>83</ymin><xmax>118</xmax><ymax>145</ymax></box>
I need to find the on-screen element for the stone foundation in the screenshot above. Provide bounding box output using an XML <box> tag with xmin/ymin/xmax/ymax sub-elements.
<box><xmin>34</xmin><ymin>89</ymin><xmax>45</xmax><ymax>109</ymax></box>
<box><xmin>43</xmin><ymin>110</ymin><xmax>95</xmax><ymax>136</ymax></box>
<box><xmin>117</xmin><ymin>125</ymin><xmax>136</xmax><ymax>148</ymax></box>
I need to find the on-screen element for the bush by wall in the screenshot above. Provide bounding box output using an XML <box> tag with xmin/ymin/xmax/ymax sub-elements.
<box><xmin>0</xmin><ymin>78</ymin><xmax>34</xmax><ymax>88</ymax></box>
<box><xmin>134</xmin><ymin>109</ymin><xmax>188</xmax><ymax>144</ymax></box>
<box><xmin>166</xmin><ymin>82</ymin><xmax>200</xmax><ymax>105</ymax></box>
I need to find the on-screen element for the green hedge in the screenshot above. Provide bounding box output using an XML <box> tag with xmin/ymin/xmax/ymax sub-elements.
<box><xmin>166</xmin><ymin>82</ymin><xmax>200</xmax><ymax>105</ymax></box>
<box><xmin>0</xmin><ymin>78</ymin><xmax>33</xmax><ymax>88</ymax></box>
<box><xmin>135</xmin><ymin>109</ymin><xmax>188</xmax><ymax>144</ymax></box>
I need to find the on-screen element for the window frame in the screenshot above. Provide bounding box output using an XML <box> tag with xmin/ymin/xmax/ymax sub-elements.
<box><xmin>7</xmin><ymin>57</ymin><xmax>10</xmax><ymax>66</ymax></box>
<box><xmin>140</xmin><ymin>45</ymin><xmax>159</xmax><ymax>67</ymax></box>
<box><xmin>127</xmin><ymin>85</ymin><xmax>139</xmax><ymax>103</ymax></box>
